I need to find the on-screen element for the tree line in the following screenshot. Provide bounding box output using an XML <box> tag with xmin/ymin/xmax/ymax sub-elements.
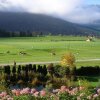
<box><xmin>0</xmin><ymin>29</ymin><xmax>44</xmax><ymax>37</ymax></box>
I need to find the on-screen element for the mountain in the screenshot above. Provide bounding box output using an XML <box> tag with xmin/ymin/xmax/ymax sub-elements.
<box><xmin>81</xmin><ymin>20</ymin><xmax>100</xmax><ymax>32</ymax></box>
<box><xmin>0</xmin><ymin>12</ymin><xmax>100</xmax><ymax>37</ymax></box>
<box><xmin>82</xmin><ymin>23</ymin><xmax>100</xmax><ymax>32</ymax></box>
<box><xmin>81</xmin><ymin>4</ymin><xmax>100</xmax><ymax>31</ymax></box>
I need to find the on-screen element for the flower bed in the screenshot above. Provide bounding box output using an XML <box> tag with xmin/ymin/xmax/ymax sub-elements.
<box><xmin>0</xmin><ymin>64</ymin><xmax>100</xmax><ymax>99</ymax></box>
<box><xmin>0</xmin><ymin>86</ymin><xmax>100</xmax><ymax>100</ymax></box>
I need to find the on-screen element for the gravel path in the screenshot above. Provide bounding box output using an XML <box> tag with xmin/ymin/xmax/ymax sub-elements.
<box><xmin>0</xmin><ymin>58</ymin><xmax>100</xmax><ymax>66</ymax></box>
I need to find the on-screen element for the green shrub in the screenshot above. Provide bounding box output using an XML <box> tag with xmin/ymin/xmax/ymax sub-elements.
<box><xmin>14</xmin><ymin>95</ymin><xmax>35</xmax><ymax>100</ymax></box>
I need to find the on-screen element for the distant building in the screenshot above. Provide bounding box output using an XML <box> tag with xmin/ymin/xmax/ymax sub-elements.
<box><xmin>86</xmin><ymin>36</ymin><xmax>93</xmax><ymax>42</ymax></box>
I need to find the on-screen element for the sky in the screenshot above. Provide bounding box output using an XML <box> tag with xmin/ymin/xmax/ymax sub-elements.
<box><xmin>86</xmin><ymin>0</ymin><xmax>100</xmax><ymax>5</ymax></box>
<box><xmin>0</xmin><ymin>0</ymin><xmax>100</xmax><ymax>24</ymax></box>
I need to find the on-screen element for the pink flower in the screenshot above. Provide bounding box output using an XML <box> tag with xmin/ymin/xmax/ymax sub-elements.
<box><xmin>87</xmin><ymin>95</ymin><xmax>92</xmax><ymax>100</ymax></box>
<box><xmin>33</xmin><ymin>92</ymin><xmax>39</xmax><ymax>97</ymax></box>
<box><xmin>79</xmin><ymin>86</ymin><xmax>84</xmax><ymax>91</ymax></box>
<box><xmin>6</xmin><ymin>95</ymin><xmax>11</xmax><ymax>98</ymax></box>
<box><xmin>40</xmin><ymin>90</ymin><xmax>46</xmax><ymax>96</ymax></box>
<box><xmin>77</xmin><ymin>96</ymin><xmax>81</xmax><ymax>100</ymax></box>
<box><xmin>52</xmin><ymin>89</ymin><xmax>60</xmax><ymax>93</ymax></box>
<box><xmin>24</xmin><ymin>87</ymin><xmax>30</xmax><ymax>92</ymax></box>
<box><xmin>19</xmin><ymin>88</ymin><xmax>31</xmax><ymax>95</ymax></box>
<box><xmin>1</xmin><ymin>92</ymin><xmax>7</xmax><ymax>97</ymax></box>
<box><xmin>23</xmin><ymin>88</ymin><xmax>30</xmax><ymax>94</ymax></box>
<box><xmin>71</xmin><ymin>88</ymin><xmax>78</xmax><ymax>94</ymax></box>
<box><xmin>7</xmin><ymin>97</ymin><xmax>14</xmax><ymax>100</ymax></box>
<box><xmin>20</xmin><ymin>90</ymin><xmax>24</xmax><ymax>95</ymax></box>
<box><xmin>12</xmin><ymin>89</ymin><xmax>16</xmax><ymax>94</ymax></box>
<box><xmin>65</xmin><ymin>88</ymin><xmax>70</xmax><ymax>94</ymax></box>
<box><xmin>97</xmin><ymin>89</ymin><xmax>100</xmax><ymax>94</ymax></box>
<box><xmin>60</xmin><ymin>86</ymin><xmax>66</xmax><ymax>92</ymax></box>
<box><xmin>15</xmin><ymin>90</ymin><xmax>20</xmax><ymax>96</ymax></box>
<box><xmin>0</xmin><ymin>93</ymin><xmax>4</xmax><ymax>97</ymax></box>
<box><xmin>93</xmin><ymin>94</ymin><xmax>98</xmax><ymax>98</ymax></box>
<box><xmin>31</xmin><ymin>88</ymin><xmax>37</xmax><ymax>94</ymax></box>
<box><xmin>70</xmin><ymin>91</ymin><xmax>76</xmax><ymax>95</ymax></box>
<box><xmin>80</xmin><ymin>93</ymin><xmax>85</xmax><ymax>97</ymax></box>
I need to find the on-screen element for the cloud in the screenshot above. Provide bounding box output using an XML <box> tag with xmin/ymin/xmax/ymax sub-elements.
<box><xmin>0</xmin><ymin>0</ymin><xmax>100</xmax><ymax>24</ymax></box>
<box><xmin>0</xmin><ymin>0</ymin><xmax>82</xmax><ymax>14</ymax></box>
<box><xmin>64</xmin><ymin>5</ymin><xmax>100</xmax><ymax>24</ymax></box>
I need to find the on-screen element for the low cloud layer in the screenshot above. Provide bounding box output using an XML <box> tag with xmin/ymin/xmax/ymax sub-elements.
<box><xmin>64</xmin><ymin>5</ymin><xmax>100</xmax><ymax>24</ymax></box>
<box><xmin>0</xmin><ymin>0</ymin><xmax>100</xmax><ymax>24</ymax></box>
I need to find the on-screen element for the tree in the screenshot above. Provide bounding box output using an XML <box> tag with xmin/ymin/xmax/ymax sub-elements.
<box><xmin>47</xmin><ymin>63</ymin><xmax>54</xmax><ymax>79</ymax></box>
<box><xmin>61</xmin><ymin>52</ymin><xmax>76</xmax><ymax>79</ymax></box>
<box><xmin>17</xmin><ymin>65</ymin><xmax>21</xmax><ymax>74</ymax></box>
<box><xmin>61</xmin><ymin>52</ymin><xmax>75</xmax><ymax>67</ymax></box>
<box><xmin>12</xmin><ymin>66</ymin><xmax>16</xmax><ymax>74</ymax></box>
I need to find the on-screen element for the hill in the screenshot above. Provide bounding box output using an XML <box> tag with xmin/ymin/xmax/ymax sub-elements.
<box><xmin>83</xmin><ymin>22</ymin><xmax>100</xmax><ymax>32</ymax></box>
<box><xmin>0</xmin><ymin>12</ymin><xmax>100</xmax><ymax>37</ymax></box>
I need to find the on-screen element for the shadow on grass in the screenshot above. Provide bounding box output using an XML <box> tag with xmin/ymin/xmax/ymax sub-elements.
<box><xmin>77</xmin><ymin>76</ymin><xmax>99</xmax><ymax>82</ymax></box>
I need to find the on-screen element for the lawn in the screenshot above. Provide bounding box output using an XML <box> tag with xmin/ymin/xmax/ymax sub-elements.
<box><xmin>0</xmin><ymin>36</ymin><xmax>100</xmax><ymax>66</ymax></box>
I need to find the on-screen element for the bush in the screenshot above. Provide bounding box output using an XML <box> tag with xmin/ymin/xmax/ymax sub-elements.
<box><xmin>76</xmin><ymin>66</ymin><xmax>100</xmax><ymax>76</ymax></box>
<box><xmin>14</xmin><ymin>95</ymin><xmax>35</xmax><ymax>100</ymax></box>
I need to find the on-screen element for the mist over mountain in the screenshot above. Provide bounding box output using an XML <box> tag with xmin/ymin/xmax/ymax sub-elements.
<box><xmin>0</xmin><ymin>12</ymin><xmax>100</xmax><ymax>37</ymax></box>
<box><xmin>82</xmin><ymin>17</ymin><xmax>100</xmax><ymax>32</ymax></box>
<box><xmin>79</xmin><ymin>5</ymin><xmax>100</xmax><ymax>32</ymax></box>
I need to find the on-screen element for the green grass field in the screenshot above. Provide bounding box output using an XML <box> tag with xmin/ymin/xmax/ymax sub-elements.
<box><xmin>0</xmin><ymin>36</ymin><xmax>100</xmax><ymax>66</ymax></box>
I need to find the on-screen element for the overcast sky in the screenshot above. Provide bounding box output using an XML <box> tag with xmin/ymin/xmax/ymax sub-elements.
<box><xmin>0</xmin><ymin>0</ymin><xmax>100</xmax><ymax>24</ymax></box>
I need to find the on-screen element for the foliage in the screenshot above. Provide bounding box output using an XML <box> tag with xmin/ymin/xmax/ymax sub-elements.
<box><xmin>76</xmin><ymin>66</ymin><xmax>100</xmax><ymax>76</ymax></box>
<box><xmin>61</xmin><ymin>52</ymin><xmax>75</xmax><ymax>67</ymax></box>
<box><xmin>14</xmin><ymin>95</ymin><xmax>35</xmax><ymax>100</ymax></box>
<box><xmin>78</xmin><ymin>79</ymin><xmax>92</xmax><ymax>89</ymax></box>
<box><xmin>58</xmin><ymin>92</ymin><xmax>77</xmax><ymax>100</ymax></box>
<box><xmin>47</xmin><ymin>63</ymin><xmax>54</xmax><ymax>78</ymax></box>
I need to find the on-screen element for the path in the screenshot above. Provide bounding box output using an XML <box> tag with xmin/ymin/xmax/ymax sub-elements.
<box><xmin>0</xmin><ymin>58</ymin><xmax>100</xmax><ymax>66</ymax></box>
